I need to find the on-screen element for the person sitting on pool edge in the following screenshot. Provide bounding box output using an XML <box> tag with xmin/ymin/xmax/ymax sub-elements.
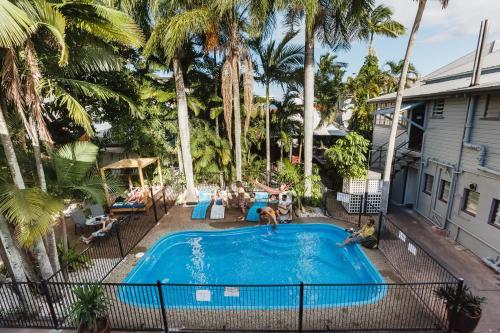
<box><xmin>337</xmin><ymin>219</ymin><xmax>376</xmax><ymax>247</ymax></box>
<box><xmin>257</xmin><ymin>207</ymin><xmax>277</xmax><ymax>228</ymax></box>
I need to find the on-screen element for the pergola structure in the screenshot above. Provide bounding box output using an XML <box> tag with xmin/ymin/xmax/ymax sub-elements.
<box><xmin>100</xmin><ymin>157</ymin><xmax>163</xmax><ymax>209</ymax></box>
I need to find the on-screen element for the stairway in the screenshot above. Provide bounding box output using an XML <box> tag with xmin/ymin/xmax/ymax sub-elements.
<box><xmin>370</xmin><ymin>140</ymin><xmax>421</xmax><ymax>177</ymax></box>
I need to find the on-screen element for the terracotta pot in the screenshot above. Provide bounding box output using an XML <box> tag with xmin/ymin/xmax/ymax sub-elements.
<box><xmin>77</xmin><ymin>317</ymin><xmax>110</xmax><ymax>333</ymax></box>
<box><xmin>447</xmin><ymin>308</ymin><xmax>481</xmax><ymax>333</ymax></box>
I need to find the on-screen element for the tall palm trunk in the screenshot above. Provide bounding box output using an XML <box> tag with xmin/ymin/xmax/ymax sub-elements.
<box><xmin>381</xmin><ymin>0</ymin><xmax>427</xmax><ymax>213</ymax></box>
<box><xmin>32</xmin><ymin>131</ymin><xmax>60</xmax><ymax>273</ymax></box>
<box><xmin>265</xmin><ymin>81</ymin><xmax>271</xmax><ymax>184</ymax></box>
<box><xmin>232</xmin><ymin>53</ymin><xmax>243</xmax><ymax>181</ymax></box>
<box><xmin>0</xmin><ymin>101</ymin><xmax>54</xmax><ymax>281</ymax></box>
<box><xmin>172</xmin><ymin>53</ymin><xmax>196</xmax><ymax>200</ymax></box>
<box><xmin>303</xmin><ymin>22</ymin><xmax>315</xmax><ymax>198</ymax></box>
<box><xmin>176</xmin><ymin>139</ymin><xmax>184</xmax><ymax>175</ymax></box>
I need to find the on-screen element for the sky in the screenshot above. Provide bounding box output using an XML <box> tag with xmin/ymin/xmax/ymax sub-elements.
<box><xmin>255</xmin><ymin>0</ymin><xmax>500</xmax><ymax>99</ymax></box>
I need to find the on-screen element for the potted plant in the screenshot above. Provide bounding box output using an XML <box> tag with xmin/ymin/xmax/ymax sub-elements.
<box><xmin>435</xmin><ymin>284</ymin><xmax>486</xmax><ymax>333</ymax></box>
<box><xmin>70</xmin><ymin>284</ymin><xmax>110</xmax><ymax>333</ymax></box>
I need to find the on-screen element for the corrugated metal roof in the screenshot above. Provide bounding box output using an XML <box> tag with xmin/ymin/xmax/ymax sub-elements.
<box><xmin>369</xmin><ymin>40</ymin><xmax>500</xmax><ymax>103</ymax></box>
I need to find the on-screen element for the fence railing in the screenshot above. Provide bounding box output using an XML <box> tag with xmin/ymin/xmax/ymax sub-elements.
<box><xmin>0</xmin><ymin>185</ymin><xmax>465</xmax><ymax>332</ymax></box>
<box><xmin>47</xmin><ymin>187</ymin><xmax>169</xmax><ymax>284</ymax></box>
<box><xmin>0</xmin><ymin>280</ymin><xmax>458</xmax><ymax>332</ymax></box>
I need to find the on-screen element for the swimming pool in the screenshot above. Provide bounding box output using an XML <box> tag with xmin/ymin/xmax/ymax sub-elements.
<box><xmin>121</xmin><ymin>224</ymin><xmax>386</xmax><ymax>308</ymax></box>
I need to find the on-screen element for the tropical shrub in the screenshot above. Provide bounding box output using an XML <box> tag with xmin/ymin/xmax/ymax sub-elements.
<box><xmin>70</xmin><ymin>284</ymin><xmax>110</xmax><ymax>332</ymax></box>
<box><xmin>324</xmin><ymin>132</ymin><xmax>370</xmax><ymax>179</ymax></box>
<box><xmin>57</xmin><ymin>242</ymin><xmax>92</xmax><ymax>272</ymax></box>
<box><xmin>276</xmin><ymin>161</ymin><xmax>323</xmax><ymax>209</ymax></box>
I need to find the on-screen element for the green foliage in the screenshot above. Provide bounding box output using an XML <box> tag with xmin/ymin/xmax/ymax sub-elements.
<box><xmin>57</xmin><ymin>242</ymin><xmax>92</xmax><ymax>272</ymax></box>
<box><xmin>324</xmin><ymin>132</ymin><xmax>370</xmax><ymax>179</ymax></box>
<box><xmin>0</xmin><ymin>183</ymin><xmax>63</xmax><ymax>247</ymax></box>
<box><xmin>48</xmin><ymin>141</ymin><xmax>123</xmax><ymax>204</ymax></box>
<box><xmin>276</xmin><ymin>160</ymin><xmax>323</xmax><ymax>209</ymax></box>
<box><xmin>346</xmin><ymin>54</ymin><xmax>388</xmax><ymax>140</ymax></box>
<box><xmin>70</xmin><ymin>284</ymin><xmax>110</xmax><ymax>331</ymax></box>
<box><xmin>434</xmin><ymin>285</ymin><xmax>486</xmax><ymax>317</ymax></box>
<box><xmin>315</xmin><ymin>53</ymin><xmax>346</xmax><ymax>125</ymax></box>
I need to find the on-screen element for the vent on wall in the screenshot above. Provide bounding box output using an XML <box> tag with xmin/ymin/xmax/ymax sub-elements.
<box><xmin>432</xmin><ymin>100</ymin><xmax>445</xmax><ymax>117</ymax></box>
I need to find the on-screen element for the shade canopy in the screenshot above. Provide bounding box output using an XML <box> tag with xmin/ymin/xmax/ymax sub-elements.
<box><xmin>101</xmin><ymin>157</ymin><xmax>158</xmax><ymax>170</ymax></box>
<box><xmin>99</xmin><ymin>157</ymin><xmax>163</xmax><ymax>208</ymax></box>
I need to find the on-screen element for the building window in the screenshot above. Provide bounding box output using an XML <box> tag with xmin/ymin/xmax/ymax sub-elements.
<box><xmin>432</xmin><ymin>99</ymin><xmax>445</xmax><ymax>118</ymax></box>
<box><xmin>439</xmin><ymin>180</ymin><xmax>450</xmax><ymax>203</ymax></box>
<box><xmin>483</xmin><ymin>95</ymin><xmax>500</xmax><ymax>119</ymax></box>
<box><xmin>375</xmin><ymin>114</ymin><xmax>392</xmax><ymax>126</ymax></box>
<box><xmin>462</xmin><ymin>188</ymin><xmax>480</xmax><ymax>217</ymax></box>
<box><xmin>423</xmin><ymin>174</ymin><xmax>434</xmax><ymax>195</ymax></box>
<box><xmin>489</xmin><ymin>199</ymin><xmax>500</xmax><ymax>228</ymax></box>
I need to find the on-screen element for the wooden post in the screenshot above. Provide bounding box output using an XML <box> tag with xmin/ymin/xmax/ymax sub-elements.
<box><xmin>157</xmin><ymin>158</ymin><xmax>164</xmax><ymax>187</ymax></box>
<box><xmin>137</xmin><ymin>159</ymin><xmax>145</xmax><ymax>188</ymax></box>
<box><xmin>128</xmin><ymin>173</ymin><xmax>133</xmax><ymax>189</ymax></box>
<box><xmin>100</xmin><ymin>167</ymin><xmax>111</xmax><ymax>209</ymax></box>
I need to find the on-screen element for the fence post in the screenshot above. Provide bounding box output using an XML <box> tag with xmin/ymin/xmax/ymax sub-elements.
<box><xmin>447</xmin><ymin>278</ymin><xmax>464</xmax><ymax>333</ymax></box>
<box><xmin>157</xmin><ymin>281</ymin><xmax>169</xmax><ymax>332</ymax></box>
<box><xmin>115</xmin><ymin>223</ymin><xmax>125</xmax><ymax>257</ymax></box>
<box><xmin>376</xmin><ymin>211</ymin><xmax>383</xmax><ymax>248</ymax></box>
<box><xmin>162</xmin><ymin>186</ymin><xmax>168</xmax><ymax>214</ymax></box>
<box><xmin>298</xmin><ymin>282</ymin><xmax>304</xmax><ymax>333</ymax></box>
<box><xmin>150</xmin><ymin>186</ymin><xmax>159</xmax><ymax>223</ymax></box>
<box><xmin>40</xmin><ymin>280</ymin><xmax>58</xmax><ymax>329</ymax></box>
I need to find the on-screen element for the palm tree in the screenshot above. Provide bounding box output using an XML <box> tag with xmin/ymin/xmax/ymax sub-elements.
<box><xmin>147</xmin><ymin>1</ymin><xmax>273</xmax><ymax>182</ymax></box>
<box><xmin>357</xmin><ymin>4</ymin><xmax>405</xmax><ymax>54</ymax></box>
<box><xmin>1</xmin><ymin>0</ymin><xmax>143</xmax><ymax>277</ymax></box>
<box><xmin>1</xmin><ymin>0</ymin><xmax>143</xmax><ymax>273</ymax></box>
<box><xmin>143</xmin><ymin>2</ymin><xmax>207</xmax><ymax>199</ymax></box>
<box><xmin>284</xmin><ymin>0</ymin><xmax>373</xmax><ymax>198</ymax></box>
<box><xmin>49</xmin><ymin>142</ymin><xmax>122</xmax><ymax>261</ymax></box>
<box><xmin>250</xmin><ymin>30</ymin><xmax>304</xmax><ymax>184</ymax></box>
<box><xmin>382</xmin><ymin>0</ymin><xmax>450</xmax><ymax>212</ymax></box>
<box><xmin>384</xmin><ymin>59</ymin><xmax>419</xmax><ymax>91</ymax></box>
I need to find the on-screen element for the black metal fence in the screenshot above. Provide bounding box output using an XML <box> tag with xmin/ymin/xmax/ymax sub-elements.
<box><xmin>0</xmin><ymin>279</ymin><xmax>459</xmax><ymax>332</ymax></box>
<box><xmin>0</xmin><ymin>185</ymin><xmax>464</xmax><ymax>332</ymax></box>
<box><xmin>47</xmin><ymin>187</ymin><xmax>170</xmax><ymax>284</ymax></box>
<box><xmin>323</xmin><ymin>189</ymin><xmax>379</xmax><ymax>228</ymax></box>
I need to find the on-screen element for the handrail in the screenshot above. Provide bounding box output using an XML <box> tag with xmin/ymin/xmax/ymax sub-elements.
<box><xmin>371</xmin><ymin>130</ymin><xmax>407</xmax><ymax>151</ymax></box>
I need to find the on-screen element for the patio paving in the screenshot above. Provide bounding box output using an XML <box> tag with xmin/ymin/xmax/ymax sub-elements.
<box><xmin>387</xmin><ymin>205</ymin><xmax>500</xmax><ymax>333</ymax></box>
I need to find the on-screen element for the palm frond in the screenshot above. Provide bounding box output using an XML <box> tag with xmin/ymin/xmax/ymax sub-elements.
<box><xmin>0</xmin><ymin>184</ymin><xmax>62</xmax><ymax>247</ymax></box>
<box><xmin>0</xmin><ymin>0</ymin><xmax>35</xmax><ymax>48</ymax></box>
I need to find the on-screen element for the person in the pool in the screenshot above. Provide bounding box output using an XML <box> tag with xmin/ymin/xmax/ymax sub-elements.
<box><xmin>257</xmin><ymin>207</ymin><xmax>278</xmax><ymax>228</ymax></box>
<box><xmin>337</xmin><ymin>219</ymin><xmax>376</xmax><ymax>246</ymax></box>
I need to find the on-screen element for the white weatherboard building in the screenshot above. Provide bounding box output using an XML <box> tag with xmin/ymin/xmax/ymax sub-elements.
<box><xmin>369</xmin><ymin>40</ymin><xmax>500</xmax><ymax>260</ymax></box>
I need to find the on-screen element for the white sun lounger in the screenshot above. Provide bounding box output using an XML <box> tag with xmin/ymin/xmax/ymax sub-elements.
<box><xmin>210</xmin><ymin>204</ymin><xmax>225</xmax><ymax>220</ymax></box>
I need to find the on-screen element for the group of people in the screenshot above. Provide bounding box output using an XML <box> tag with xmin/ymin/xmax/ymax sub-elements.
<box><xmin>235</xmin><ymin>181</ymin><xmax>292</xmax><ymax>226</ymax></box>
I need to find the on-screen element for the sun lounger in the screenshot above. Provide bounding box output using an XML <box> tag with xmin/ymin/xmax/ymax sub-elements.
<box><xmin>246</xmin><ymin>192</ymin><xmax>269</xmax><ymax>222</ymax></box>
<box><xmin>210</xmin><ymin>204</ymin><xmax>225</xmax><ymax>219</ymax></box>
<box><xmin>191</xmin><ymin>191</ymin><xmax>212</xmax><ymax>219</ymax></box>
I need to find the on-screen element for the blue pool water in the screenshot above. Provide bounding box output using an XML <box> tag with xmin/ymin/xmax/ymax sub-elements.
<box><xmin>121</xmin><ymin>224</ymin><xmax>386</xmax><ymax>308</ymax></box>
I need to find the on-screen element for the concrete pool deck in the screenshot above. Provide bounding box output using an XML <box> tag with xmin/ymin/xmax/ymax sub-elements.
<box><xmin>104</xmin><ymin>206</ymin><xmax>402</xmax><ymax>284</ymax></box>
<box><xmin>85</xmin><ymin>206</ymin><xmax>443</xmax><ymax>332</ymax></box>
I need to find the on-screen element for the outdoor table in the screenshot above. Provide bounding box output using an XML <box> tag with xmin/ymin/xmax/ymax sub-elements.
<box><xmin>85</xmin><ymin>215</ymin><xmax>107</xmax><ymax>226</ymax></box>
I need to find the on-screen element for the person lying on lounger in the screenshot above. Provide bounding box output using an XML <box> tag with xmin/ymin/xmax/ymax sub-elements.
<box><xmin>337</xmin><ymin>219</ymin><xmax>375</xmax><ymax>247</ymax></box>
<box><xmin>81</xmin><ymin>214</ymin><xmax>117</xmax><ymax>244</ymax></box>
<box><xmin>257</xmin><ymin>207</ymin><xmax>277</xmax><ymax>228</ymax></box>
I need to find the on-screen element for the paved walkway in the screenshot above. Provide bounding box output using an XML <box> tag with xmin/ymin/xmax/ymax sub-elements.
<box><xmin>387</xmin><ymin>205</ymin><xmax>500</xmax><ymax>333</ymax></box>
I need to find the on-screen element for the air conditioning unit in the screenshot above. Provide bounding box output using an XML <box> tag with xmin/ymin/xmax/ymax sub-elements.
<box><xmin>469</xmin><ymin>183</ymin><xmax>478</xmax><ymax>191</ymax></box>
